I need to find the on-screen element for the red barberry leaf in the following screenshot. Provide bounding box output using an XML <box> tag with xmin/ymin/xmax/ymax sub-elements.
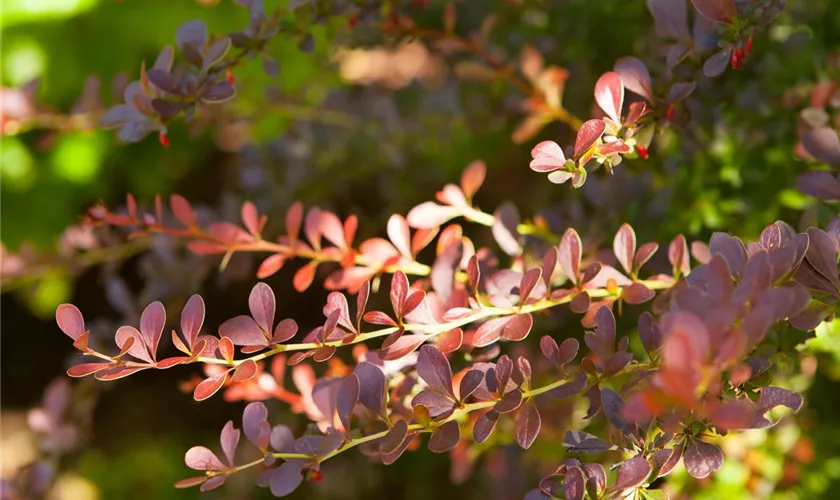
<box><xmin>293</xmin><ymin>261</ymin><xmax>319</xmax><ymax>292</ymax></box>
<box><xmin>594</xmin><ymin>72</ymin><xmax>624</xmax><ymax>124</ymax></box>
<box><xmin>56</xmin><ymin>304</ymin><xmax>85</xmax><ymax>340</ymax></box>
<box><xmin>194</xmin><ymin>372</ymin><xmax>229</xmax><ymax>401</ymax></box>
<box><xmin>417</xmin><ymin>345</ymin><xmax>455</xmax><ymax>399</ymax></box>
<box><xmin>428</xmin><ymin>420</ymin><xmax>460</xmax><ymax>453</ymax></box>
<box><xmin>257</xmin><ymin>254</ymin><xmax>287</xmax><ymax>279</ymax></box>
<box><xmin>514</xmin><ymin>401</ymin><xmax>541</xmax><ymax>449</ymax></box>
<box><xmin>460</xmin><ymin>160</ymin><xmax>486</xmax><ymax>199</ymax></box>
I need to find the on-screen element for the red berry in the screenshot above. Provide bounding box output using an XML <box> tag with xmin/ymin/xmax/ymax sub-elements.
<box><xmin>226</xmin><ymin>69</ymin><xmax>235</xmax><ymax>85</ymax></box>
<box><xmin>666</xmin><ymin>103</ymin><xmax>675</xmax><ymax>123</ymax></box>
<box><xmin>744</xmin><ymin>36</ymin><xmax>753</xmax><ymax>56</ymax></box>
<box><xmin>310</xmin><ymin>470</ymin><xmax>323</xmax><ymax>483</ymax></box>
<box><xmin>159</xmin><ymin>132</ymin><xmax>170</xmax><ymax>148</ymax></box>
<box><xmin>730</xmin><ymin>48</ymin><xmax>741</xmax><ymax>69</ymax></box>
<box><xmin>636</xmin><ymin>144</ymin><xmax>649</xmax><ymax>159</ymax></box>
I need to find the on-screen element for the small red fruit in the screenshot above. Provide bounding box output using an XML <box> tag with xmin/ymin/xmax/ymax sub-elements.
<box><xmin>159</xmin><ymin>132</ymin><xmax>170</xmax><ymax>148</ymax></box>
<box><xmin>666</xmin><ymin>103</ymin><xmax>675</xmax><ymax>123</ymax></box>
<box><xmin>636</xmin><ymin>144</ymin><xmax>649</xmax><ymax>159</ymax></box>
<box><xmin>310</xmin><ymin>470</ymin><xmax>323</xmax><ymax>482</ymax></box>
<box><xmin>226</xmin><ymin>69</ymin><xmax>235</xmax><ymax>85</ymax></box>
<box><xmin>744</xmin><ymin>36</ymin><xmax>753</xmax><ymax>56</ymax></box>
<box><xmin>730</xmin><ymin>48</ymin><xmax>744</xmax><ymax>69</ymax></box>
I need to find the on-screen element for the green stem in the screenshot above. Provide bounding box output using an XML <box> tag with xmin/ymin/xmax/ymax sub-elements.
<box><xmin>195</xmin><ymin>278</ymin><xmax>673</xmax><ymax>366</ymax></box>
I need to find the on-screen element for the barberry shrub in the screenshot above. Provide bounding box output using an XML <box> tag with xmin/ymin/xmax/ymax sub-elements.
<box><xmin>4</xmin><ymin>0</ymin><xmax>839</xmax><ymax>499</ymax></box>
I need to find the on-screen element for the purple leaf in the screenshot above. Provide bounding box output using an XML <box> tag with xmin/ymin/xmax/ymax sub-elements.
<box><xmin>669</xmin><ymin>234</ymin><xmax>690</xmax><ymax>276</ymax></box>
<box><xmin>176</xmin><ymin>19</ymin><xmax>208</xmax><ymax>51</ymax></box>
<box><xmin>614</xmin><ymin>223</ymin><xmax>636</xmax><ymax>274</ymax></box>
<box><xmin>582</xmin><ymin>463</ymin><xmax>607</xmax><ymax>497</ymax></box>
<box><xmin>459</xmin><ymin>369</ymin><xmax>484</xmax><ymax>401</ymax></box>
<box><xmin>703</xmin><ymin>47</ymin><xmax>732</xmax><ymax>78</ymax></box>
<box><xmin>202</xmin><ymin>81</ymin><xmax>236</xmax><ymax>103</ymax></box>
<box><xmin>514</xmin><ymin>401</ymin><xmax>541</xmax><ymax>449</ymax></box>
<box><xmin>416</xmin><ymin>346</ymin><xmax>455</xmax><ymax>399</ymax></box>
<box><xmin>428</xmin><ymin>420</ymin><xmax>460</xmax><ymax>453</ymax></box>
<box><xmin>539</xmin><ymin>336</ymin><xmax>561</xmax><ymax>367</ymax></box>
<box><xmin>99</xmin><ymin>104</ymin><xmax>143</xmax><ymax>129</ymax></box>
<box><xmin>752</xmin><ymin>387</ymin><xmax>804</xmax><ymax>429</ymax></box>
<box><xmin>586</xmin><ymin>306</ymin><xmax>616</xmax><ymax>359</ymax></box>
<box><xmin>219</xmin><ymin>315</ymin><xmax>266</xmax><ymax>346</ymax></box>
<box><xmin>639</xmin><ymin>312</ymin><xmax>662</xmax><ymax>353</ymax></box>
<box><xmin>381</xmin><ymin>334</ymin><xmax>426</xmax><ymax>360</ymax></box>
<box><xmin>495</xmin><ymin>355</ymin><xmax>513</xmax><ymax>391</ymax></box>
<box><xmin>594</xmin><ymin>72</ymin><xmax>624</xmax><ymax>124</ymax></box>
<box><xmin>390</xmin><ymin>271</ymin><xmax>409</xmax><ymax>319</ymax></box>
<box><xmin>174</xmin><ymin>476</ymin><xmax>207</xmax><ymax>489</ymax></box>
<box><xmin>185</xmin><ymin>446</ymin><xmax>226</xmax><ymax>471</ymax></box>
<box><xmin>220</xmin><ymin>421</ymin><xmax>240</xmax><ymax>467</ymax></box>
<box><xmin>337</xmin><ymin>374</ymin><xmax>359</xmax><ymax>431</ymax></box>
<box><xmin>324</xmin><ymin>292</ymin><xmax>355</xmax><ymax>333</ymax></box>
<box><xmin>180</xmin><ymin>295</ymin><xmax>205</xmax><ymax>348</ymax></box>
<box><xmin>243</xmin><ymin>402</ymin><xmax>268</xmax><ymax>449</ymax></box>
<box><xmin>503</xmin><ymin>313</ymin><xmax>534</xmax><ymax>341</ymax></box>
<box><xmin>797</xmin><ymin>171</ymin><xmax>840</xmax><ymax>200</ymax></box>
<box><xmin>194</xmin><ymin>373</ymin><xmax>228</xmax><ymax>401</ymax></box>
<box><xmin>473</xmin><ymin>316</ymin><xmax>512</xmax><ymax>347</ymax></box>
<box><xmin>564</xmin><ymin>467</ymin><xmax>585</xmax><ymax>500</ymax></box>
<box><xmin>563</xmin><ymin>430</ymin><xmax>616</xmax><ymax>453</ymax></box>
<box><xmin>380</xmin><ymin>420</ymin><xmax>409</xmax><ymax>454</ymax></box>
<box><xmin>622</xmin><ymin>282</ymin><xmax>655</xmax><ymax>304</ymax></box>
<box><xmin>382</xmin><ymin>432</ymin><xmax>415</xmax><ymax>465</ymax></box>
<box><xmin>601</xmin><ymin>389</ymin><xmax>634</xmax><ymax>436</ymax></box>
<box><xmin>709</xmin><ymin>233</ymin><xmax>748</xmax><ymax>276</ymax></box>
<box><xmin>115</xmin><ymin>326</ymin><xmax>152</xmax><ymax>363</ymax></box>
<box><xmin>492</xmin><ymin>202</ymin><xmax>522</xmax><ymax>256</ymax></box>
<box><xmin>406</xmin><ymin>202</ymin><xmax>460</xmax><ymax>229</ymax></box>
<box><xmin>273</xmin><ymin>318</ymin><xmax>298</xmax><ymax>343</ymax></box>
<box><xmin>558</xmin><ymin>228</ymin><xmax>583</xmax><ymax>285</ymax></box>
<box><xmin>614</xmin><ymin>57</ymin><xmax>653</xmax><ymax>102</ymax></box>
<box><xmin>355</xmin><ymin>362</ymin><xmax>387</xmax><ymax>419</ymax></box>
<box><xmin>67</xmin><ymin>362</ymin><xmax>111</xmax><ymax>377</ymax></box>
<box><xmin>270</xmin><ymin>425</ymin><xmax>294</xmax><ymax>451</ymax></box>
<box><xmin>387</xmin><ymin>214</ymin><xmax>412</xmax><ymax>258</ymax></box>
<box><xmin>805</xmin><ymin>228</ymin><xmax>840</xmax><ymax>289</ymax></box>
<box><xmin>666</xmin><ymin>81</ymin><xmax>697</xmax><ymax>102</ymax></box>
<box><xmin>530</xmin><ymin>140</ymin><xmax>567</xmax><ymax>172</ymax></box>
<box><xmin>56</xmin><ymin>304</ymin><xmax>85</xmax><ymax>340</ymax></box>
<box><xmin>634</xmin><ymin>242</ymin><xmax>659</xmax><ymax>271</ymax></box>
<box><xmin>268</xmin><ymin>460</ymin><xmax>306</xmax><ymax>497</ymax></box>
<box><xmin>495</xmin><ymin>389</ymin><xmax>523</xmax><ymax>413</ymax></box>
<box><xmin>647</xmin><ymin>0</ymin><xmax>690</xmax><ymax>40</ymax></box>
<box><xmin>473</xmin><ymin>410</ymin><xmax>498</xmax><ymax>444</ymax></box>
<box><xmin>431</xmin><ymin>242</ymin><xmax>463</xmax><ymax>302</ymax></box>
<box><xmin>574</xmin><ymin>120</ymin><xmax>606</xmax><ymax>161</ymax></box>
<box><xmin>249</xmin><ymin>282</ymin><xmax>275</xmax><ymax>334</ymax></box>
<box><xmin>691</xmin><ymin>0</ymin><xmax>736</xmax><ymax>23</ymax></box>
<box><xmin>412</xmin><ymin>389</ymin><xmax>456</xmax><ymax>418</ymax></box>
<box><xmin>518</xmin><ymin>268</ymin><xmax>543</xmax><ymax>306</ymax></box>
<box><xmin>200</xmin><ymin>475</ymin><xmax>226</xmax><ymax>492</ymax></box>
<box><xmin>139</xmin><ymin>301</ymin><xmax>165</xmax><ymax>361</ymax></box>
<box><xmin>203</xmin><ymin>37</ymin><xmax>231</xmax><ymax>68</ymax></box>
<box><xmin>651</xmin><ymin>446</ymin><xmax>683</xmax><ymax>477</ymax></box>
<box><xmin>683</xmin><ymin>440</ymin><xmax>723</xmax><ymax>478</ymax></box>
<box><xmin>611</xmin><ymin>457</ymin><xmax>652</xmax><ymax>491</ymax></box>
<box><xmin>802</xmin><ymin>127</ymin><xmax>840</xmax><ymax>166</ymax></box>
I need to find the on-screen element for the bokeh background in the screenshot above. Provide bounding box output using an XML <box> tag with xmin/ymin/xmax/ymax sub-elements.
<box><xmin>2</xmin><ymin>0</ymin><xmax>840</xmax><ymax>499</ymax></box>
